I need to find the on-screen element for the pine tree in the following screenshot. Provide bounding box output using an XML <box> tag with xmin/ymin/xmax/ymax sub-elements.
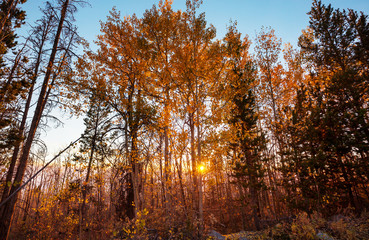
<box><xmin>284</xmin><ymin>0</ymin><xmax>369</xmax><ymax>213</ymax></box>
<box><xmin>224</xmin><ymin>24</ymin><xmax>267</xmax><ymax>230</ymax></box>
<box><xmin>0</xmin><ymin>0</ymin><xmax>28</xmax><ymax>155</ymax></box>
<box><xmin>76</xmin><ymin>92</ymin><xmax>115</xmax><ymax>233</ymax></box>
<box><xmin>0</xmin><ymin>0</ymin><xmax>27</xmax><ymax>66</ymax></box>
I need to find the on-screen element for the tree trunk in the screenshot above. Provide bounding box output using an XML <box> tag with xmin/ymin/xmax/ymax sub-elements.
<box><xmin>250</xmin><ymin>185</ymin><xmax>261</xmax><ymax>230</ymax></box>
<box><xmin>175</xmin><ymin>152</ymin><xmax>187</xmax><ymax>215</ymax></box>
<box><xmin>197</xmin><ymin>110</ymin><xmax>203</xmax><ymax>235</ymax></box>
<box><xmin>164</xmin><ymin>88</ymin><xmax>171</xmax><ymax>226</ymax></box>
<box><xmin>189</xmin><ymin>112</ymin><xmax>197</xmax><ymax>221</ymax></box>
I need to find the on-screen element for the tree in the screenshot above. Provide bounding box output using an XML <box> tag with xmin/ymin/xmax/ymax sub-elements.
<box><xmin>0</xmin><ymin>5</ymin><xmax>56</xmax><ymax>211</ymax></box>
<box><xmin>141</xmin><ymin>0</ymin><xmax>181</xmax><ymax>223</ymax></box>
<box><xmin>0</xmin><ymin>0</ymin><xmax>83</xmax><ymax>238</ymax></box>
<box><xmin>0</xmin><ymin>0</ymin><xmax>26</xmax><ymax>66</ymax></box>
<box><xmin>282</xmin><ymin>0</ymin><xmax>369</xmax><ymax>213</ymax></box>
<box><xmin>0</xmin><ymin>0</ymin><xmax>28</xmax><ymax>158</ymax></box>
<box><xmin>71</xmin><ymin>8</ymin><xmax>157</xmax><ymax>220</ymax></box>
<box><xmin>224</xmin><ymin>24</ymin><xmax>266</xmax><ymax>230</ymax></box>
<box><xmin>173</xmin><ymin>0</ymin><xmax>220</xmax><ymax>229</ymax></box>
<box><xmin>254</xmin><ymin>27</ymin><xmax>287</xmax><ymax>218</ymax></box>
<box><xmin>76</xmin><ymin>92</ymin><xmax>114</xmax><ymax>235</ymax></box>
<box><xmin>254</xmin><ymin>27</ymin><xmax>283</xmax><ymax>145</ymax></box>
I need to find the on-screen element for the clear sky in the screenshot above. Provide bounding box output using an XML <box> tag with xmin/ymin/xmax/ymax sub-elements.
<box><xmin>18</xmin><ymin>0</ymin><xmax>369</xmax><ymax>156</ymax></box>
<box><xmin>22</xmin><ymin>0</ymin><xmax>369</xmax><ymax>48</ymax></box>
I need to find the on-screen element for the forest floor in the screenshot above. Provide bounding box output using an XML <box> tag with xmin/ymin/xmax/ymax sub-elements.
<box><xmin>208</xmin><ymin>211</ymin><xmax>369</xmax><ymax>240</ymax></box>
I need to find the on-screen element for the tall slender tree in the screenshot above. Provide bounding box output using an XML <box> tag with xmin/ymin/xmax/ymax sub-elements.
<box><xmin>224</xmin><ymin>24</ymin><xmax>266</xmax><ymax>230</ymax></box>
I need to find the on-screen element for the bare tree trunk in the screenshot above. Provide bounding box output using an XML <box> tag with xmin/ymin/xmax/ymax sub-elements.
<box><xmin>159</xmin><ymin>136</ymin><xmax>165</xmax><ymax>206</ymax></box>
<box><xmin>163</xmin><ymin>88</ymin><xmax>171</xmax><ymax>226</ymax></box>
<box><xmin>197</xmin><ymin>113</ymin><xmax>203</xmax><ymax>235</ymax></box>
<box><xmin>22</xmin><ymin>165</ymin><xmax>37</xmax><ymax>225</ymax></box>
<box><xmin>175</xmin><ymin>152</ymin><xmax>187</xmax><ymax>215</ymax></box>
<box><xmin>250</xmin><ymin>185</ymin><xmax>261</xmax><ymax>230</ymax></box>
<box><xmin>131</xmin><ymin>127</ymin><xmax>139</xmax><ymax>218</ymax></box>
<box><xmin>127</xmin><ymin>82</ymin><xmax>140</xmax><ymax>219</ymax></box>
<box><xmin>150</xmin><ymin>162</ymin><xmax>155</xmax><ymax>210</ymax></box>
<box><xmin>237</xmin><ymin>184</ymin><xmax>246</xmax><ymax>230</ymax></box>
<box><xmin>189</xmin><ymin>113</ymin><xmax>197</xmax><ymax>221</ymax></box>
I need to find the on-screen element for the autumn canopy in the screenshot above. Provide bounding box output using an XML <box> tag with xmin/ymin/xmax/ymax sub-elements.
<box><xmin>0</xmin><ymin>0</ymin><xmax>368</xmax><ymax>239</ymax></box>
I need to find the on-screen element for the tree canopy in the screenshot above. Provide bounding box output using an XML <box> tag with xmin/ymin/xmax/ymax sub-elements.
<box><xmin>0</xmin><ymin>0</ymin><xmax>368</xmax><ymax>239</ymax></box>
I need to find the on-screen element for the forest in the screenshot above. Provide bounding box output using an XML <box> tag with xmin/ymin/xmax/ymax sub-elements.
<box><xmin>0</xmin><ymin>0</ymin><xmax>368</xmax><ymax>239</ymax></box>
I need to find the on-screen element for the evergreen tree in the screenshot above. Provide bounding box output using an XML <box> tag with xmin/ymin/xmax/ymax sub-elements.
<box><xmin>0</xmin><ymin>0</ymin><xmax>26</xmax><ymax>66</ymax></box>
<box><xmin>76</xmin><ymin>92</ymin><xmax>115</xmax><ymax>232</ymax></box>
<box><xmin>283</xmin><ymin>0</ymin><xmax>369</xmax><ymax>213</ymax></box>
<box><xmin>224</xmin><ymin>24</ymin><xmax>267</xmax><ymax>230</ymax></box>
<box><xmin>0</xmin><ymin>0</ymin><xmax>28</xmax><ymax>154</ymax></box>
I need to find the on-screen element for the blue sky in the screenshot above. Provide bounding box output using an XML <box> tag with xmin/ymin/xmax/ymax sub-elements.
<box><xmin>22</xmin><ymin>0</ymin><xmax>369</xmax><ymax>48</ymax></box>
<box><xmin>18</xmin><ymin>0</ymin><xmax>369</xmax><ymax>155</ymax></box>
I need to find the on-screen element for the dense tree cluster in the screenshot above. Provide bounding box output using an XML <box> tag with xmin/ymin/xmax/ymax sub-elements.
<box><xmin>0</xmin><ymin>0</ymin><xmax>368</xmax><ymax>239</ymax></box>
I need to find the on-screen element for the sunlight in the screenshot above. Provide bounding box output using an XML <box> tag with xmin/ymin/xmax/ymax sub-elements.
<box><xmin>198</xmin><ymin>164</ymin><xmax>205</xmax><ymax>173</ymax></box>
